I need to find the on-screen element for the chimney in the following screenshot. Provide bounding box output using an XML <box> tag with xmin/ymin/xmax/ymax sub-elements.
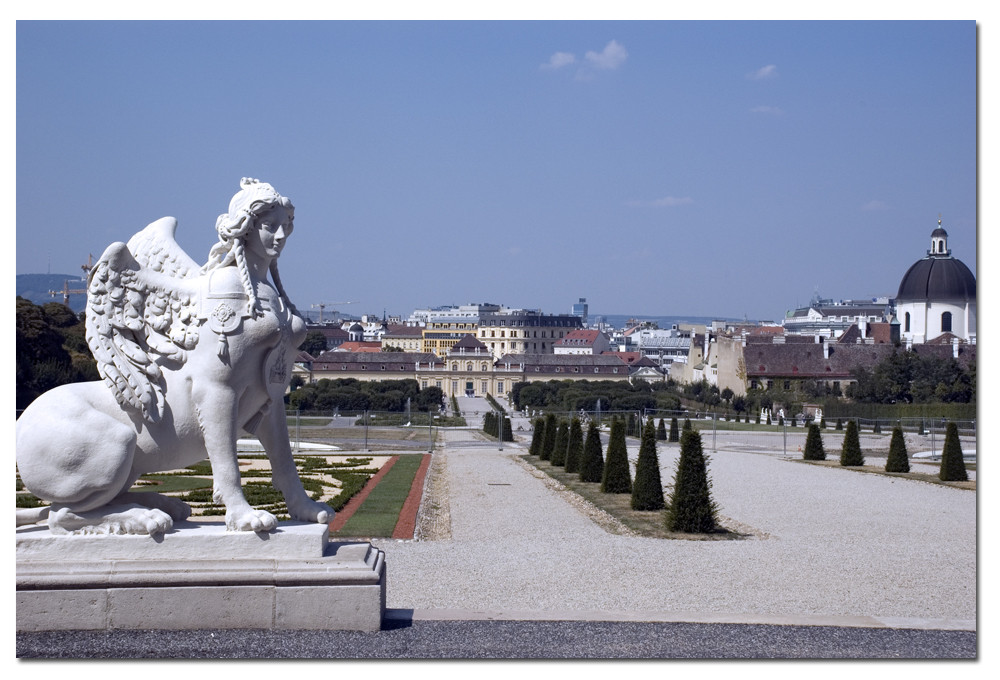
<box><xmin>822</xmin><ymin>337</ymin><xmax>831</xmax><ymax>359</ymax></box>
<box><xmin>953</xmin><ymin>337</ymin><xmax>960</xmax><ymax>358</ymax></box>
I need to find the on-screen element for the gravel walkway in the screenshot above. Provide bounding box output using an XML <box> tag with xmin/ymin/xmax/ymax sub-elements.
<box><xmin>372</xmin><ymin>429</ymin><xmax>976</xmax><ymax>628</ymax></box>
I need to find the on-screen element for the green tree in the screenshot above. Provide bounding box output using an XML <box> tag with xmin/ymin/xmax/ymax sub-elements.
<box><xmin>632</xmin><ymin>417</ymin><xmax>665</xmax><ymax>510</ymax></box>
<box><xmin>298</xmin><ymin>330</ymin><xmax>328</xmax><ymax>356</ymax></box>
<box><xmin>665</xmin><ymin>429</ymin><xmax>717</xmax><ymax>533</ymax></box>
<box><xmin>551</xmin><ymin>420</ymin><xmax>569</xmax><ymax>466</ymax></box>
<box><xmin>501</xmin><ymin>414</ymin><xmax>514</xmax><ymax>442</ymax></box>
<box><xmin>668</xmin><ymin>417</ymin><xmax>679</xmax><ymax>442</ymax></box>
<box><xmin>803</xmin><ymin>424</ymin><xmax>825</xmax><ymax>461</ymax></box>
<box><xmin>579</xmin><ymin>421</ymin><xmax>605</xmax><ymax>483</ymax></box>
<box><xmin>683</xmin><ymin>417</ymin><xmax>692</xmax><ymax>432</ymax></box>
<box><xmin>16</xmin><ymin>297</ymin><xmax>97</xmax><ymax>408</ymax></box>
<box><xmin>528</xmin><ymin>418</ymin><xmax>546</xmax><ymax>457</ymax></box>
<box><xmin>939</xmin><ymin>422</ymin><xmax>968</xmax><ymax>481</ymax></box>
<box><xmin>601</xmin><ymin>419</ymin><xmax>632</xmax><ymax>494</ymax></box>
<box><xmin>885</xmin><ymin>426</ymin><xmax>910</xmax><ymax>473</ymax></box>
<box><xmin>657</xmin><ymin>418</ymin><xmax>667</xmax><ymax>441</ymax></box>
<box><xmin>840</xmin><ymin>419</ymin><xmax>865</xmax><ymax>466</ymax></box>
<box><xmin>565</xmin><ymin>417</ymin><xmax>584</xmax><ymax>473</ymax></box>
<box><xmin>541</xmin><ymin>413</ymin><xmax>558</xmax><ymax>461</ymax></box>
<box><xmin>415</xmin><ymin>386</ymin><xmax>444</xmax><ymax>412</ymax></box>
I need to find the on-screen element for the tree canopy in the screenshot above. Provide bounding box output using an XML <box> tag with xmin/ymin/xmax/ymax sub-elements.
<box><xmin>846</xmin><ymin>350</ymin><xmax>974</xmax><ymax>404</ymax></box>
<box><xmin>16</xmin><ymin>297</ymin><xmax>98</xmax><ymax>409</ymax></box>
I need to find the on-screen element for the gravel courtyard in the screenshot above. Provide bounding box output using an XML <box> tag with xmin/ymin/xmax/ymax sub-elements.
<box><xmin>372</xmin><ymin>429</ymin><xmax>975</xmax><ymax>628</ymax></box>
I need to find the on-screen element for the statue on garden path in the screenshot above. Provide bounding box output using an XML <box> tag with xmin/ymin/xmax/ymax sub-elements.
<box><xmin>16</xmin><ymin>178</ymin><xmax>334</xmax><ymax>536</ymax></box>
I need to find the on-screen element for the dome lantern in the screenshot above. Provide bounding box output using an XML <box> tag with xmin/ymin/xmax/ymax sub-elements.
<box><xmin>930</xmin><ymin>217</ymin><xmax>950</xmax><ymax>256</ymax></box>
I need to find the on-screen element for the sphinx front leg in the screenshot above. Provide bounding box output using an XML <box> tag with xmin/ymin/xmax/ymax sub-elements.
<box><xmin>195</xmin><ymin>387</ymin><xmax>277</xmax><ymax>533</ymax></box>
<box><xmin>257</xmin><ymin>409</ymin><xmax>334</xmax><ymax>524</ymax></box>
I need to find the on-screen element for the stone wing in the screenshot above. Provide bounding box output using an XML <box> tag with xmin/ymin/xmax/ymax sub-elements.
<box><xmin>85</xmin><ymin>218</ymin><xmax>201</xmax><ymax>422</ymax></box>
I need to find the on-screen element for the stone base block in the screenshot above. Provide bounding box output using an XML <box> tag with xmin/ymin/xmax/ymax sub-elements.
<box><xmin>16</xmin><ymin>521</ymin><xmax>386</xmax><ymax>632</ymax></box>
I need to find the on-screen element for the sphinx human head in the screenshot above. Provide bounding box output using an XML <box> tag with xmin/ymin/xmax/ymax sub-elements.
<box><xmin>204</xmin><ymin>178</ymin><xmax>298</xmax><ymax>316</ymax></box>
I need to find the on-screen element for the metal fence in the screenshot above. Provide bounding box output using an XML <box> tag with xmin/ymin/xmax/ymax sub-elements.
<box><xmin>512</xmin><ymin>408</ymin><xmax>977</xmax><ymax>460</ymax></box>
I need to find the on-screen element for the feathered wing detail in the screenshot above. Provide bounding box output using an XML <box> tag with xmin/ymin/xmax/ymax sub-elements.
<box><xmin>85</xmin><ymin>218</ymin><xmax>202</xmax><ymax>422</ymax></box>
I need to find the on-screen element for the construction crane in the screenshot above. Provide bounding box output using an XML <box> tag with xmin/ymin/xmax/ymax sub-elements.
<box><xmin>48</xmin><ymin>254</ymin><xmax>96</xmax><ymax>307</ymax></box>
<box><xmin>311</xmin><ymin>301</ymin><xmax>355</xmax><ymax>324</ymax></box>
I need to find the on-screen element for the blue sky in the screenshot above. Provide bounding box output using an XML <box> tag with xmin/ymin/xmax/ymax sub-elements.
<box><xmin>15</xmin><ymin>19</ymin><xmax>978</xmax><ymax>322</ymax></box>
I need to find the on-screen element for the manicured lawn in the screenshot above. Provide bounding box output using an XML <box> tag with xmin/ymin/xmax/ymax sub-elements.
<box><xmin>331</xmin><ymin>454</ymin><xmax>424</xmax><ymax>538</ymax></box>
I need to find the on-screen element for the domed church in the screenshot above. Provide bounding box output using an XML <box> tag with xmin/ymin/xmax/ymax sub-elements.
<box><xmin>895</xmin><ymin>219</ymin><xmax>976</xmax><ymax>344</ymax></box>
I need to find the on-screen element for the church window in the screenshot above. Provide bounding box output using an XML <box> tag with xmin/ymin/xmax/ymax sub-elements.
<box><xmin>942</xmin><ymin>311</ymin><xmax>952</xmax><ymax>333</ymax></box>
<box><xmin>904</xmin><ymin>312</ymin><xmax>910</xmax><ymax>332</ymax></box>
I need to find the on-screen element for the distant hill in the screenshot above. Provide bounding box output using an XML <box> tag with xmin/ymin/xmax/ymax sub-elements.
<box><xmin>17</xmin><ymin>273</ymin><xmax>88</xmax><ymax>312</ymax></box>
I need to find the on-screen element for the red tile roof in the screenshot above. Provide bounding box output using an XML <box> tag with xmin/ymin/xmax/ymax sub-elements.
<box><xmin>333</xmin><ymin>341</ymin><xmax>383</xmax><ymax>353</ymax></box>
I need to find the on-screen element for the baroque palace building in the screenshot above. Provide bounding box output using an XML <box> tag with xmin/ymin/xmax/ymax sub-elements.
<box><xmin>295</xmin><ymin>334</ymin><xmax>632</xmax><ymax>402</ymax></box>
<box><xmin>477</xmin><ymin>309</ymin><xmax>583</xmax><ymax>358</ymax></box>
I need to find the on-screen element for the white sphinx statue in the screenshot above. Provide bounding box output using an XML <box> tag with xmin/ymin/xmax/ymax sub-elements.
<box><xmin>16</xmin><ymin>178</ymin><xmax>334</xmax><ymax>536</ymax></box>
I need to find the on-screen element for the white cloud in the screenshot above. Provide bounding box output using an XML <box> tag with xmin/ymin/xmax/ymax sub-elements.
<box><xmin>747</xmin><ymin>64</ymin><xmax>778</xmax><ymax>80</ymax></box>
<box><xmin>750</xmin><ymin>105</ymin><xmax>784</xmax><ymax>115</ymax></box>
<box><xmin>626</xmin><ymin>196</ymin><xmax>694</xmax><ymax>208</ymax></box>
<box><xmin>541</xmin><ymin>51</ymin><xmax>576</xmax><ymax>70</ymax></box>
<box><xmin>585</xmin><ymin>40</ymin><xmax>628</xmax><ymax>70</ymax></box>
<box><xmin>861</xmin><ymin>200</ymin><xmax>890</xmax><ymax>211</ymax></box>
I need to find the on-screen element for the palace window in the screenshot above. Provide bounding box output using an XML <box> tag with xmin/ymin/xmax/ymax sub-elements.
<box><xmin>942</xmin><ymin>311</ymin><xmax>952</xmax><ymax>333</ymax></box>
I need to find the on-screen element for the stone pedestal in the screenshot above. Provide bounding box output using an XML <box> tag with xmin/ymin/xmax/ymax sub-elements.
<box><xmin>16</xmin><ymin>521</ymin><xmax>386</xmax><ymax>632</ymax></box>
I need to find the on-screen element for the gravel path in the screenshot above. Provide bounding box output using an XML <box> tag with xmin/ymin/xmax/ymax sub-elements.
<box><xmin>372</xmin><ymin>429</ymin><xmax>976</xmax><ymax>627</ymax></box>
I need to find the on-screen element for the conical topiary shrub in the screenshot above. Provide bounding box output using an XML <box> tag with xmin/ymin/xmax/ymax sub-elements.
<box><xmin>565</xmin><ymin>417</ymin><xmax>584</xmax><ymax>473</ymax></box>
<box><xmin>939</xmin><ymin>421</ymin><xmax>968</xmax><ymax>482</ymax></box>
<box><xmin>803</xmin><ymin>423</ymin><xmax>825</xmax><ymax>461</ymax></box>
<box><xmin>835</xmin><ymin>418</ymin><xmax>843</xmax><ymax>430</ymax></box>
<box><xmin>820</xmin><ymin>417</ymin><xmax>827</xmax><ymax>429</ymax></box>
<box><xmin>840</xmin><ymin>419</ymin><xmax>864</xmax><ymax>466</ymax></box>
<box><xmin>528</xmin><ymin>418</ymin><xmax>545</xmax><ymax>457</ymax></box>
<box><xmin>683</xmin><ymin>417</ymin><xmax>692</xmax><ymax>432</ymax></box>
<box><xmin>665</xmin><ymin>429</ymin><xmax>717</xmax><ymax>533</ymax></box>
<box><xmin>580</xmin><ymin>421</ymin><xmax>604</xmax><ymax>483</ymax></box>
<box><xmin>669</xmin><ymin>417</ymin><xmax>680</xmax><ymax>442</ymax></box>
<box><xmin>541</xmin><ymin>413</ymin><xmax>557</xmax><ymax>461</ymax></box>
<box><xmin>632</xmin><ymin>417</ymin><xmax>665</xmax><ymax>510</ymax></box>
<box><xmin>657</xmin><ymin>418</ymin><xmax>667</xmax><ymax>441</ymax></box>
<box><xmin>551</xmin><ymin>420</ymin><xmax>569</xmax><ymax>466</ymax></box>
<box><xmin>885</xmin><ymin>425</ymin><xmax>910</xmax><ymax>473</ymax></box>
<box><xmin>601</xmin><ymin>419</ymin><xmax>632</xmax><ymax>494</ymax></box>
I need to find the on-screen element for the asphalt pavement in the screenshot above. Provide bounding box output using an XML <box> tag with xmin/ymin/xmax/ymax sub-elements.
<box><xmin>15</xmin><ymin>618</ymin><xmax>977</xmax><ymax>659</ymax></box>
